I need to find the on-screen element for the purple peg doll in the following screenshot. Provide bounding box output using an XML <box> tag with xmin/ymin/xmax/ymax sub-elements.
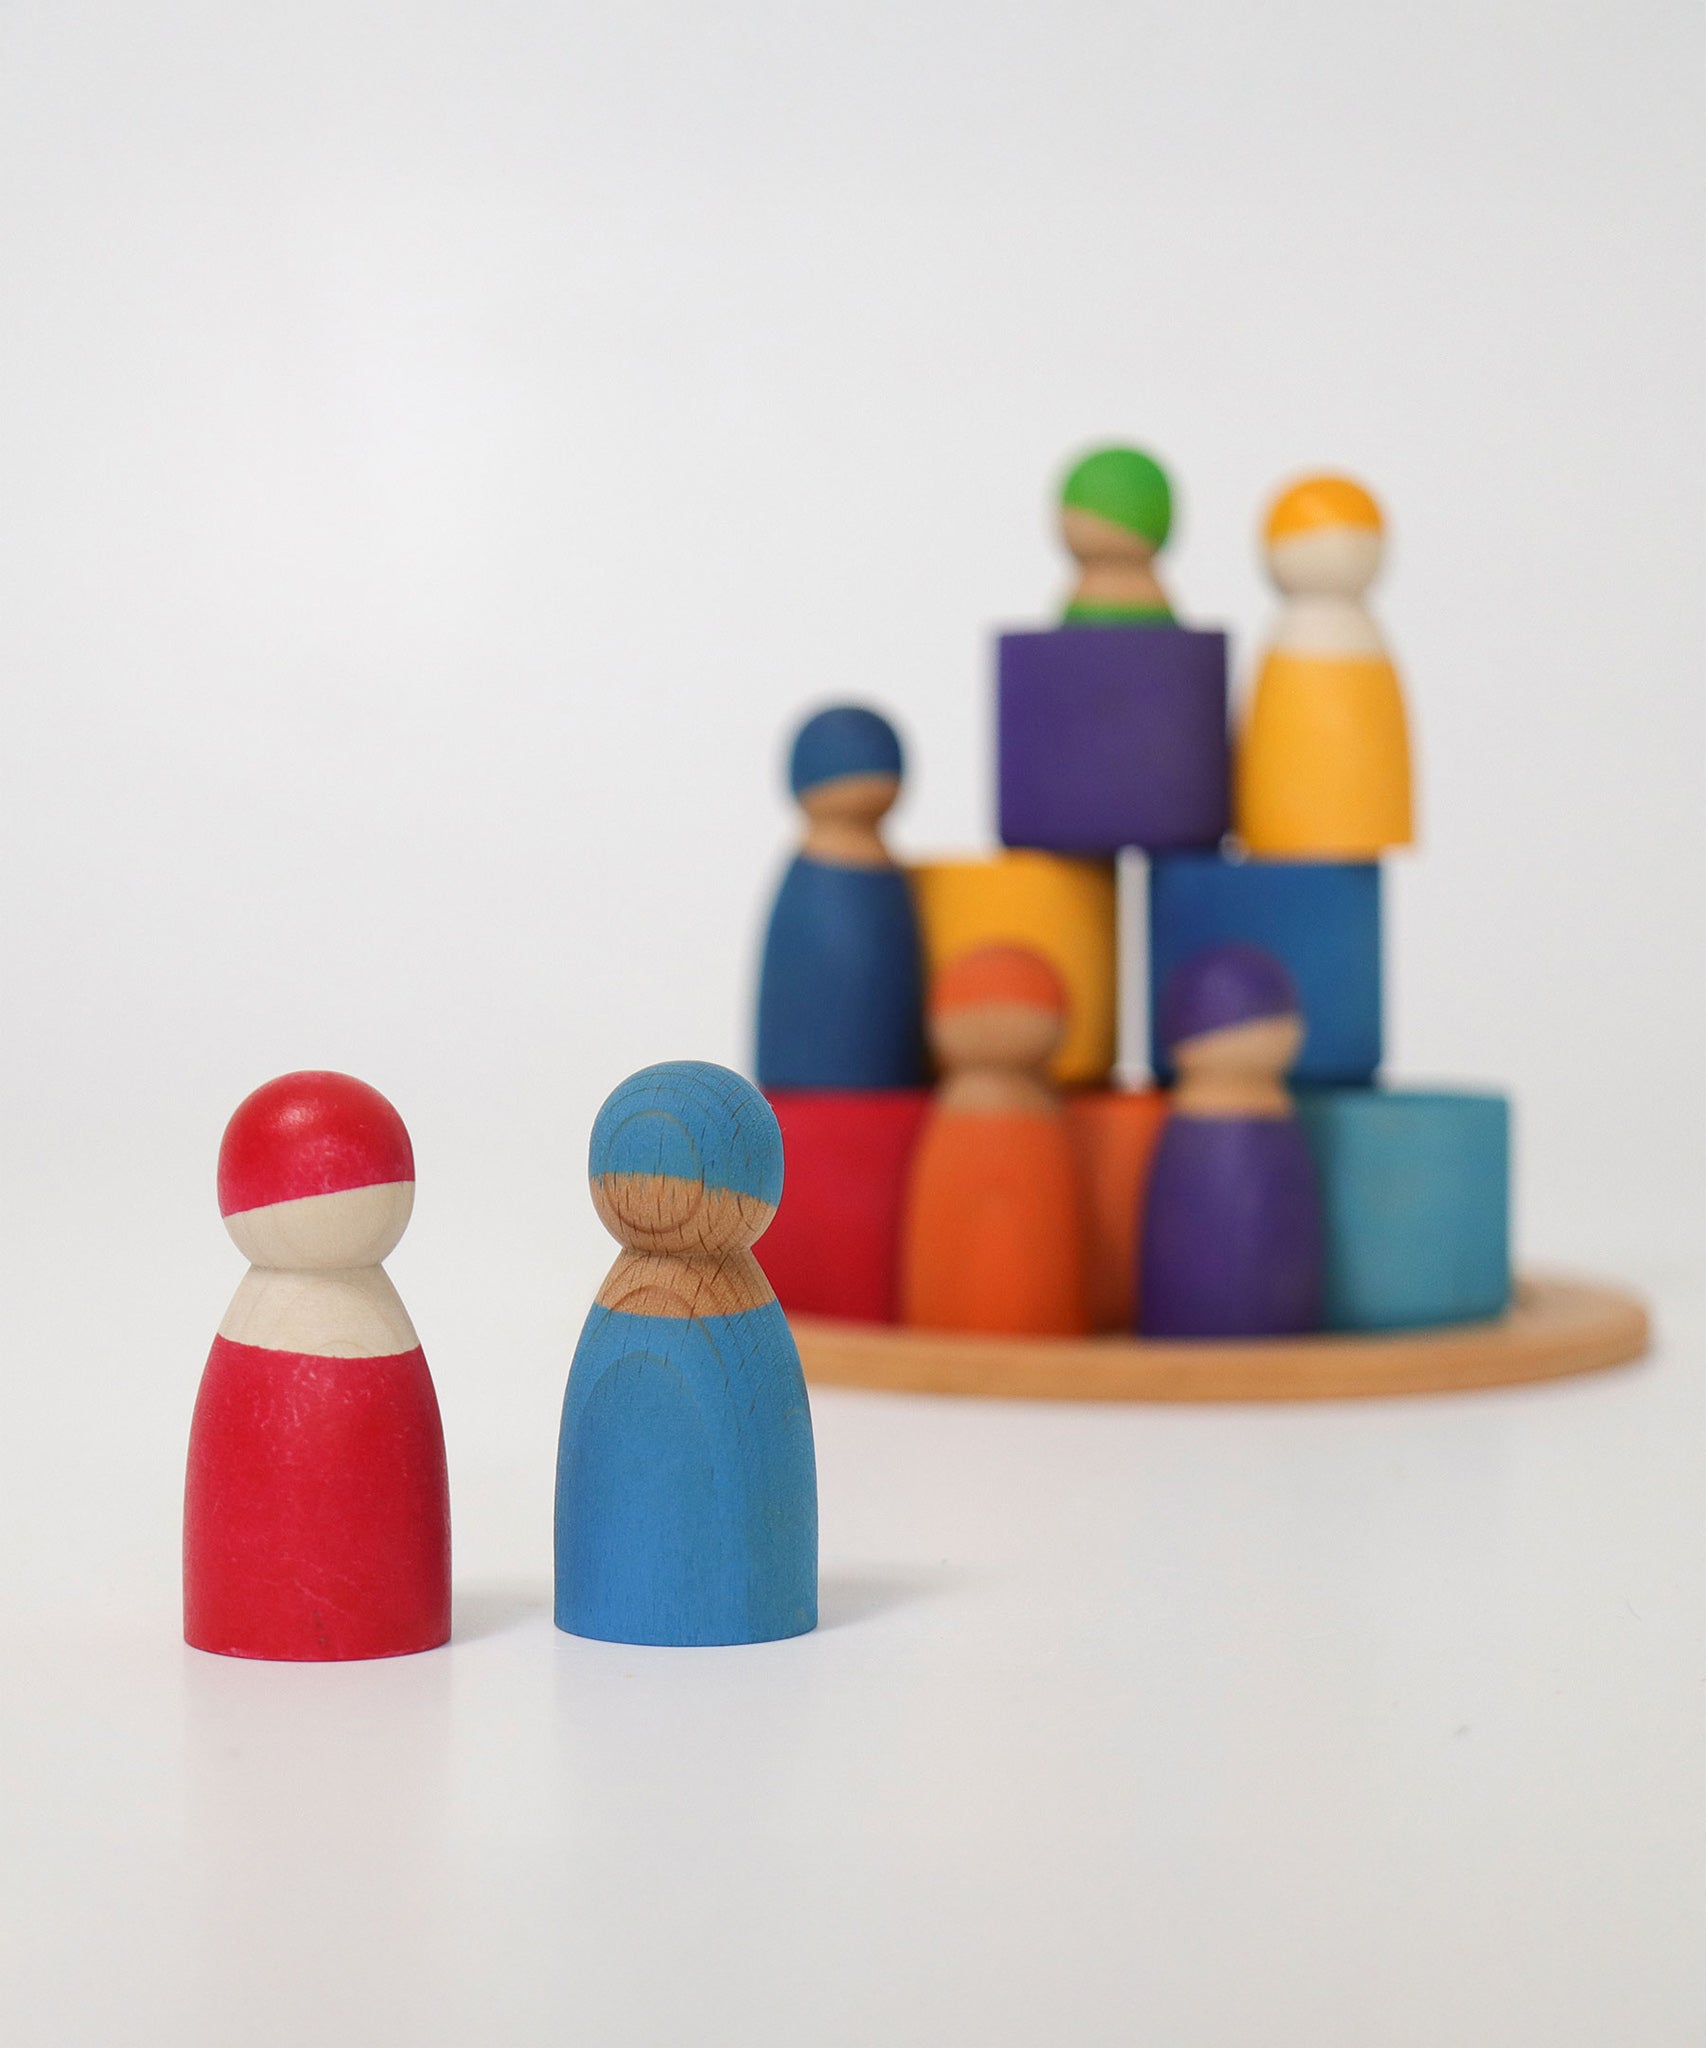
<box><xmin>1137</xmin><ymin>943</ymin><xmax>1324</xmax><ymax>1338</ymax></box>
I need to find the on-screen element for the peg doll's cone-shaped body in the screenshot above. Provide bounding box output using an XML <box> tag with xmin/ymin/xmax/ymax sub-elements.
<box><xmin>555</xmin><ymin>1062</ymin><xmax>818</xmax><ymax>1647</ymax></box>
<box><xmin>1139</xmin><ymin>946</ymin><xmax>1323</xmax><ymax>1338</ymax></box>
<box><xmin>183</xmin><ymin>1072</ymin><xmax>451</xmax><ymax>1660</ymax></box>
<box><xmin>756</xmin><ymin>706</ymin><xmax>926</xmax><ymax>1090</ymax></box>
<box><xmin>1236</xmin><ymin>475</ymin><xmax>1414</xmax><ymax>856</ymax></box>
<box><xmin>901</xmin><ymin>947</ymin><xmax>1090</xmax><ymax>1337</ymax></box>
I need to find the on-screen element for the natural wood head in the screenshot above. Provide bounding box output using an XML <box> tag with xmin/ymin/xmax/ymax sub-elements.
<box><xmin>928</xmin><ymin>945</ymin><xmax>1069</xmax><ymax>1116</ymax></box>
<box><xmin>1060</xmin><ymin>506</ymin><xmax>1157</xmax><ymax>573</ymax></box>
<box><xmin>1171</xmin><ymin>1014</ymin><xmax>1304</xmax><ymax>1118</ymax></box>
<box><xmin>591</xmin><ymin>1174</ymin><xmax>775</xmax><ymax>1257</ymax></box>
<box><xmin>1058</xmin><ymin>445</ymin><xmax>1174</xmax><ymax>620</ymax></box>
<box><xmin>788</xmin><ymin>705</ymin><xmax>906</xmax><ymax>865</ymax></box>
<box><xmin>224</xmin><ymin>1182</ymin><xmax>415</xmax><ymax>1270</ymax></box>
<box><xmin>1263</xmin><ymin>473</ymin><xmax>1384</xmax><ymax>598</ymax></box>
<box><xmin>587</xmin><ymin>1061</ymin><xmax>785</xmax><ymax>1314</ymax></box>
<box><xmin>217</xmin><ymin>1070</ymin><xmax>417</xmax><ymax>1270</ymax></box>
<box><xmin>1159</xmin><ymin>943</ymin><xmax>1305</xmax><ymax>1119</ymax></box>
<box><xmin>797</xmin><ymin>770</ymin><xmax>901</xmax><ymax>865</ymax></box>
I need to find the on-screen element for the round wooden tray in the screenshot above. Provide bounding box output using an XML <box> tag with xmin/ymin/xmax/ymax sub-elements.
<box><xmin>792</xmin><ymin>1273</ymin><xmax>1650</xmax><ymax>1403</ymax></box>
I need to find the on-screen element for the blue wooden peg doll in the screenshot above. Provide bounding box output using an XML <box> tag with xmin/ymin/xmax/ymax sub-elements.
<box><xmin>1138</xmin><ymin>944</ymin><xmax>1324</xmax><ymax>1339</ymax></box>
<box><xmin>555</xmin><ymin>1061</ymin><xmax>819</xmax><ymax>1646</ymax></box>
<box><xmin>756</xmin><ymin>705</ymin><xmax>926</xmax><ymax>1089</ymax></box>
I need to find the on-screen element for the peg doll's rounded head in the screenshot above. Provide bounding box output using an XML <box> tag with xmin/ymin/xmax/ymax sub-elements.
<box><xmin>1160</xmin><ymin>944</ymin><xmax>1304</xmax><ymax>1088</ymax></box>
<box><xmin>928</xmin><ymin>944</ymin><xmax>1070</xmax><ymax>1076</ymax></box>
<box><xmin>1059</xmin><ymin>445</ymin><xmax>1173</xmax><ymax>564</ymax></box>
<box><xmin>218</xmin><ymin>1070</ymin><xmax>415</xmax><ymax>1268</ymax></box>
<box><xmin>589</xmin><ymin>1060</ymin><xmax>784</xmax><ymax>1256</ymax></box>
<box><xmin>1263</xmin><ymin>473</ymin><xmax>1384</xmax><ymax>598</ymax></box>
<box><xmin>789</xmin><ymin>705</ymin><xmax>904</xmax><ymax>829</ymax></box>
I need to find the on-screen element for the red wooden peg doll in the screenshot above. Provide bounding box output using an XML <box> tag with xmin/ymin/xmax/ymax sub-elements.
<box><xmin>183</xmin><ymin>1071</ymin><xmax>451</xmax><ymax>1660</ymax></box>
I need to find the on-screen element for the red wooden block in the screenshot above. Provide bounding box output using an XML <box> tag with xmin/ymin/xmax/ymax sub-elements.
<box><xmin>759</xmin><ymin>1089</ymin><xmax>931</xmax><ymax>1323</ymax></box>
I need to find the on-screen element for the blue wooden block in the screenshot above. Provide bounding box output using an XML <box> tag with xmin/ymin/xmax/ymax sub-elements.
<box><xmin>997</xmin><ymin>626</ymin><xmax>1230</xmax><ymax>854</ymax></box>
<box><xmin>1294</xmin><ymin>1088</ymin><xmax>1511</xmax><ymax>1331</ymax></box>
<box><xmin>1149</xmin><ymin>853</ymin><xmax>1381</xmax><ymax>1085</ymax></box>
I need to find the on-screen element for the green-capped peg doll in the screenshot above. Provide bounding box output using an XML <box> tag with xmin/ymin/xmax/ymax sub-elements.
<box><xmin>1059</xmin><ymin>445</ymin><xmax>1174</xmax><ymax>625</ymax></box>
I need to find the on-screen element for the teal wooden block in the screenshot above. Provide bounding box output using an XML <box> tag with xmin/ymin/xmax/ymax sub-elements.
<box><xmin>1295</xmin><ymin>1088</ymin><xmax>1511</xmax><ymax>1331</ymax></box>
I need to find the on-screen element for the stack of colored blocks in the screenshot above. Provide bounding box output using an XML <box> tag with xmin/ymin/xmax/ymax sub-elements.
<box><xmin>755</xmin><ymin>456</ymin><xmax>1512</xmax><ymax>1341</ymax></box>
<box><xmin>995</xmin><ymin>605</ymin><xmax>1508</xmax><ymax>1333</ymax></box>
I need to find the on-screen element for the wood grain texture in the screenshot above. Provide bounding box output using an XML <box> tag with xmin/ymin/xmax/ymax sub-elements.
<box><xmin>595</xmin><ymin>1246</ymin><xmax>775</xmax><ymax>1318</ymax></box>
<box><xmin>217</xmin><ymin>1262</ymin><xmax>419</xmax><ymax>1358</ymax></box>
<box><xmin>792</xmin><ymin>1274</ymin><xmax>1648</xmax><ymax>1402</ymax></box>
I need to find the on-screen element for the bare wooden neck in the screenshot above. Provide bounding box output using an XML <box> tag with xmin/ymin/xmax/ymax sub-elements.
<box><xmin>595</xmin><ymin>1246</ymin><xmax>776</xmax><ymax>1318</ymax></box>
<box><xmin>1273</xmin><ymin>592</ymin><xmax>1385</xmax><ymax>658</ymax></box>
<box><xmin>1070</xmin><ymin>558</ymin><xmax>1169</xmax><ymax>615</ymax></box>
<box><xmin>1171</xmin><ymin>1072</ymin><xmax>1290</xmax><ymax>1119</ymax></box>
<box><xmin>218</xmin><ymin>1263</ymin><xmax>419</xmax><ymax>1357</ymax></box>
<box><xmin>801</xmin><ymin>817</ymin><xmax>893</xmax><ymax>868</ymax></box>
<box><xmin>937</xmin><ymin>1066</ymin><xmax>1058</xmax><ymax>1117</ymax></box>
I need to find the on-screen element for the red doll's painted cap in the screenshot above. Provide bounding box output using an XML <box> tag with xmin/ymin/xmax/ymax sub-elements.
<box><xmin>218</xmin><ymin>1071</ymin><xmax>415</xmax><ymax>1216</ymax></box>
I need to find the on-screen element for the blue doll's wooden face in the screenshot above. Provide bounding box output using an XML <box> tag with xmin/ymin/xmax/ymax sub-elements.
<box><xmin>798</xmin><ymin>771</ymin><xmax>900</xmax><ymax>826</ymax></box>
<box><xmin>591</xmin><ymin>1172</ymin><xmax>775</xmax><ymax>1257</ymax></box>
<box><xmin>587</xmin><ymin>1062</ymin><xmax>785</xmax><ymax>1255</ymax></box>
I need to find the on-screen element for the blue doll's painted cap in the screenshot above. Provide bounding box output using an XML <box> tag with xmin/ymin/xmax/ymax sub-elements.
<box><xmin>1158</xmin><ymin>943</ymin><xmax>1300</xmax><ymax>1052</ymax></box>
<box><xmin>789</xmin><ymin>705</ymin><xmax>904</xmax><ymax>797</ymax></box>
<box><xmin>589</xmin><ymin>1061</ymin><xmax>785</xmax><ymax>1208</ymax></box>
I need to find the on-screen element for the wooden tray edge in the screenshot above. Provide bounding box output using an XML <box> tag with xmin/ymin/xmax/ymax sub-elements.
<box><xmin>792</xmin><ymin>1273</ymin><xmax>1652</xmax><ymax>1402</ymax></box>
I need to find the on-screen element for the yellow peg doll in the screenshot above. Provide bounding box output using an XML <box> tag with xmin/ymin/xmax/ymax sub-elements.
<box><xmin>1235</xmin><ymin>475</ymin><xmax>1414</xmax><ymax>857</ymax></box>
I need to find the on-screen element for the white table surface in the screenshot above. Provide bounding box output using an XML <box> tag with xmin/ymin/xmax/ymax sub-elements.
<box><xmin>3</xmin><ymin>1253</ymin><xmax>1700</xmax><ymax>2048</ymax></box>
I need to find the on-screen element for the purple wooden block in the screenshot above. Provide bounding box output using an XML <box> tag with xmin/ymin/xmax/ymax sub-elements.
<box><xmin>997</xmin><ymin>626</ymin><xmax>1230</xmax><ymax>854</ymax></box>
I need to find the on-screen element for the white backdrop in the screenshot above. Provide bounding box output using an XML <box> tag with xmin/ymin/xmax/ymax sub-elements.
<box><xmin>0</xmin><ymin>7</ymin><xmax>1701</xmax><ymax>2043</ymax></box>
<box><xmin>2</xmin><ymin>1</ymin><xmax>1701</xmax><ymax>1291</ymax></box>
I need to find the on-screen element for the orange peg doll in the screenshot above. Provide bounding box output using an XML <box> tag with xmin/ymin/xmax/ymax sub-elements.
<box><xmin>899</xmin><ymin>945</ymin><xmax>1089</xmax><ymax>1336</ymax></box>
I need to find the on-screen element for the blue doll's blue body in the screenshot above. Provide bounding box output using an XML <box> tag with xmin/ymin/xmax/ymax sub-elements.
<box><xmin>555</xmin><ymin>1301</ymin><xmax>818</xmax><ymax>1646</ymax></box>
<box><xmin>756</xmin><ymin>704</ymin><xmax>926</xmax><ymax>1090</ymax></box>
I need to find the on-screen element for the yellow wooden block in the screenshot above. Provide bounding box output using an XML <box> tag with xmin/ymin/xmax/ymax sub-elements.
<box><xmin>909</xmin><ymin>851</ymin><xmax>1116</xmax><ymax>1085</ymax></box>
<box><xmin>1236</xmin><ymin>650</ymin><xmax>1414</xmax><ymax>856</ymax></box>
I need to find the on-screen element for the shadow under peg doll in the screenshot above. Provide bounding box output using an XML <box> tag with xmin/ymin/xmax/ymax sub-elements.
<box><xmin>1138</xmin><ymin>943</ymin><xmax>1323</xmax><ymax>1338</ymax></box>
